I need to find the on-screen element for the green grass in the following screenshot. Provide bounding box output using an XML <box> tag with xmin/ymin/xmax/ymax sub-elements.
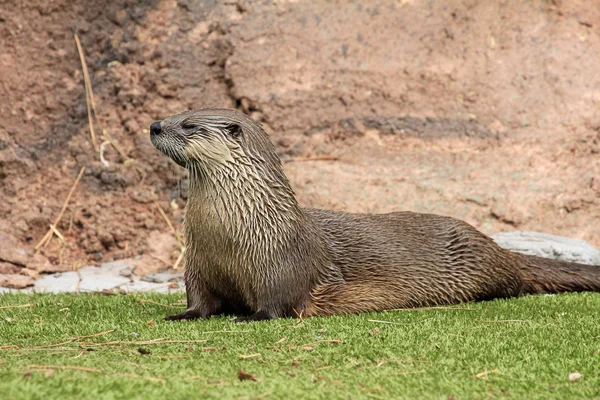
<box><xmin>0</xmin><ymin>293</ymin><xmax>599</xmax><ymax>399</ymax></box>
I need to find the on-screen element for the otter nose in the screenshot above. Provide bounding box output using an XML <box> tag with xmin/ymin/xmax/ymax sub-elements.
<box><xmin>150</xmin><ymin>121</ymin><xmax>162</xmax><ymax>136</ymax></box>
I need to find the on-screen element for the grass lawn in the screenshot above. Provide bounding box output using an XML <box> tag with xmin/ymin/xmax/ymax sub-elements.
<box><xmin>0</xmin><ymin>292</ymin><xmax>598</xmax><ymax>399</ymax></box>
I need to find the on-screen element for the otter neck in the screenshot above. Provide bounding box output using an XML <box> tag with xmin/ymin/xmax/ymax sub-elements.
<box><xmin>185</xmin><ymin>156</ymin><xmax>305</xmax><ymax>246</ymax></box>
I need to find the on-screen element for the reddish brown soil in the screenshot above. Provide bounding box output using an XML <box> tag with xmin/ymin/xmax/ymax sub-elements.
<box><xmin>0</xmin><ymin>0</ymin><xmax>599</xmax><ymax>276</ymax></box>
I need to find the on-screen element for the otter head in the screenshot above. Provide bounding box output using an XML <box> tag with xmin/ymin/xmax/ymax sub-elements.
<box><xmin>150</xmin><ymin>109</ymin><xmax>258</xmax><ymax>169</ymax></box>
<box><xmin>150</xmin><ymin>109</ymin><xmax>294</xmax><ymax>198</ymax></box>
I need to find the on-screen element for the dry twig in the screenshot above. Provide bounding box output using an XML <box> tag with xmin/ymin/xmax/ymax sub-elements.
<box><xmin>154</xmin><ymin>202</ymin><xmax>184</xmax><ymax>249</ymax></box>
<box><xmin>471</xmin><ymin>369</ymin><xmax>500</xmax><ymax>379</ymax></box>
<box><xmin>35</xmin><ymin>166</ymin><xmax>86</xmax><ymax>251</ymax></box>
<box><xmin>302</xmin><ymin>340</ymin><xmax>343</xmax><ymax>346</ymax></box>
<box><xmin>74</xmin><ymin>33</ymin><xmax>133</xmax><ymax>163</ymax></box>
<box><xmin>74</xmin><ymin>33</ymin><xmax>98</xmax><ymax>151</ymax></box>
<box><xmin>172</xmin><ymin>249</ymin><xmax>185</xmax><ymax>270</ymax></box>
<box><xmin>136</xmin><ymin>299</ymin><xmax>185</xmax><ymax>309</ymax></box>
<box><xmin>99</xmin><ymin>140</ymin><xmax>111</xmax><ymax>167</ymax></box>
<box><xmin>48</xmin><ymin>225</ymin><xmax>65</xmax><ymax>243</ymax></box>
<box><xmin>80</xmin><ymin>339</ymin><xmax>209</xmax><ymax>347</ymax></box>
<box><xmin>482</xmin><ymin>320</ymin><xmax>529</xmax><ymax>323</ymax></box>
<box><xmin>28</xmin><ymin>365</ymin><xmax>100</xmax><ymax>373</ymax></box>
<box><xmin>390</xmin><ymin>306</ymin><xmax>478</xmax><ymax>311</ymax></box>
<box><xmin>239</xmin><ymin>353</ymin><xmax>261</xmax><ymax>359</ymax></box>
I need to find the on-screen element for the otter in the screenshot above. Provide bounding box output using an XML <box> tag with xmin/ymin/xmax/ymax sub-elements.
<box><xmin>150</xmin><ymin>108</ymin><xmax>600</xmax><ymax>322</ymax></box>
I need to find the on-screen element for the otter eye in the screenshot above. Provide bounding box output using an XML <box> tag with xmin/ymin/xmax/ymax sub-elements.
<box><xmin>226</xmin><ymin>123</ymin><xmax>243</xmax><ymax>138</ymax></box>
<box><xmin>182</xmin><ymin>122</ymin><xmax>198</xmax><ymax>131</ymax></box>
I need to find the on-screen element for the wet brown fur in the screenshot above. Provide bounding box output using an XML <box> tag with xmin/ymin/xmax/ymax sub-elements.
<box><xmin>150</xmin><ymin>108</ymin><xmax>600</xmax><ymax>321</ymax></box>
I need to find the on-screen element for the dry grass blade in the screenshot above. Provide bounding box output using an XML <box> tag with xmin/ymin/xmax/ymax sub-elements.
<box><xmin>285</xmin><ymin>156</ymin><xmax>341</xmax><ymax>163</ymax></box>
<box><xmin>154</xmin><ymin>202</ymin><xmax>184</xmax><ymax>248</ymax></box>
<box><xmin>99</xmin><ymin>140</ymin><xmax>111</xmax><ymax>167</ymax></box>
<box><xmin>471</xmin><ymin>369</ymin><xmax>500</xmax><ymax>379</ymax></box>
<box><xmin>368</xmin><ymin>318</ymin><xmax>433</xmax><ymax>325</ymax></box>
<box><xmin>275</xmin><ymin>337</ymin><xmax>287</xmax><ymax>345</ymax></box>
<box><xmin>172</xmin><ymin>248</ymin><xmax>185</xmax><ymax>270</ymax></box>
<box><xmin>20</xmin><ymin>348</ymin><xmax>80</xmax><ymax>352</ymax></box>
<box><xmin>136</xmin><ymin>299</ymin><xmax>186</xmax><ymax>309</ymax></box>
<box><xmin>48</xmin><ymin>225</ymin><xmax>65</xmax><ymax>243</ymax></box>
<box><xmin>238</xmin><ymin>353</ymin><xmax>261</xmax><ymax>359</ymax></box>
<box><xmin>482</xmin><ymin>320</ymin><xmax>529</xmax><ymax>323</ymax></box>
<box><xmin>390</xmin><ymin>306</ymin><xmax>478</xmax><ymax>311</ymax></box>
<box><xmin>75</xmin><ymin>328</ymin><xmax>118</xmax><ymax>340</ymax></box>
<box><xmin>74</xmin><ymin>33</ymin><xmax>133</xmax><ymax>164</ymax></box>
<box><xmin>81</xmin><ymin>339</ymin><xmax>209</xmax><ymax>347</ymax></box>
<box><xmin>28</xmin><ymin>365</ymin><xmax>101</xmax><ymax>373</ymax></box>
<box><xmin>153</xmin><ymin>355</ymin><xmax>192</xmax><ymax>359</ymax></box>
<box><xmin>35</xmin><ymin>166</ymin><xmax>86</xmax><ymax>250</ymax></box>
<box><xmin>73</xmin><ymin>350</ymin><xmax>85</xmax><ymax>359</ymax></box>
<box><xmin>73</xmin><ymin>33</ymin><xmax>98</xmax><ymax>151</ymax></box>
<box><xmin>302</xmin><ymin>340</ymin><xmax>343</xmax><ymax>346</ymax></box>
<box><xmin>0</xmin><ymin>304</ymin><xmax>34</xmax><ymax>310</ymax></box>
<box><xmin>101</xmin><ymin>128</ymin><xmax>132</xmax><ymax>162</ymax></box>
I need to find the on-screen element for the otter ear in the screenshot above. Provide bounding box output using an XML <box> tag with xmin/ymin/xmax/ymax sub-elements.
<box><xmin>226</xmin><ymin>123</ymin><xmax>243</xmax><ymax>138</ymax></box>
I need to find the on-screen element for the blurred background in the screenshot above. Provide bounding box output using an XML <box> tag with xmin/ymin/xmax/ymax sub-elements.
<box><xmin>1</xmin><ymin>0</ymin><xmax>599</xmax><ymax>288</ymax></box>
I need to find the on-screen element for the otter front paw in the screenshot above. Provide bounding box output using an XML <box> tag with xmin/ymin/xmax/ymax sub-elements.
<box><xmin>164</xmin><ymin>310</ymin><xmax>204</xmax><ymax>321</ymax></box>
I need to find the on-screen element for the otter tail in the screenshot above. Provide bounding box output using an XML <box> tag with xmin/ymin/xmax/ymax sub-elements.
<box><xmin>518</xmin><ymin>254</ymin><xmax>600</xmax><ymax>294</ymax></box>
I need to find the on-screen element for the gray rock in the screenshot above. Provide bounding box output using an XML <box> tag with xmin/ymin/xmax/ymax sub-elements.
<box><xmin>118</xmin><ymin>265</ymin><xmax>134</xmax><ymax>277</ymax></box>
<box><xmin>125</xmin><ymin>279</ymin><xmax>184</xmax><ymax>293</ymax></box>
<box><xmin>34</xmin><ymin>272</ymin><xmax>81</xmax><ymax>293</ymax></box>
<box><xmin>141</xmin><ymin>272</ymin><xmax>184</xmax><ymax>283</ymax></box>
<box><xmin>492</xmin><ymin>231</ymin><xmax>600</xmax><ymax>265</ymax></box>
<box><xmin>78</xmin><ymin>260</ymin><xmax>134</xmax><ymax>292</ymax></box>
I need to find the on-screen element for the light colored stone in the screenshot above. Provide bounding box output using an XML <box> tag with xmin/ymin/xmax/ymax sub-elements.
<box><xmin>126</xmin><ymin>278</ymin><xmax>184</xmax><ymax>293</ymax></box>
<box><xmin>78</xmin><ymin>260</ymin><xmax>134</xmax><ymax>292</ymax></box>
<box><xmin>141</xmin><ymin>272</ymin><xmax>184</xmax><ymax>283</ymax></box>
<box><xmin>493</xmin><ymin>231</ymin><xmax>600</xmax><ymax>265</ymax></box>
<box><xmin>34</xmin><ymin>272</ymin><xmax>81</xmax><ymax>293</ymax></box>
<box><xmin>28</xmin><ymin>257</ymin><xmax>184</xmax><ymax>294</ymax></box>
